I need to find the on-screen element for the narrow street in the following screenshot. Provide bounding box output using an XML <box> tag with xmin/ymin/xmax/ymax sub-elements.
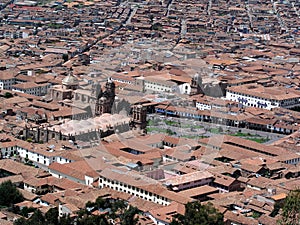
<box><xmin>245</xmin><ymin>2</ymin><xmax>253</xmax><ymax>30</ymax></box>
<box><xmin>180</xmin><ymin>19</ymin><xmax>187</xmax><ymax>38</ymax></box>
<box><xmin>165</xmin><ymin>0</ymin><xmax>173</xmax><ymax>17</ymax></box>
<box><xmin>271</xmin><ymin>0</ymin><xmax>289</xmax><ymax>33</ymax></box>
<box><xmin>125</xmin><ymin>5</ymin><xmax>138</xmax><ymax>26</ymax></box>
<box><xmin>207</xmin><ymin>0</ymin><xmax>212</xmax><ymax>16</ymax></box>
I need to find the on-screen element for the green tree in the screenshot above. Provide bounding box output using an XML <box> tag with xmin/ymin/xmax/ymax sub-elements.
<box><xmin>14</xmin><ymin>217</ymin><xmax>28</xmax><ymax>225</ymax></box>
<box><xmin>29</xmin><ymin>209</ymin><xmax>45</xmax><ymax>225</ymax></box>
<box><xmin>0</xmin><ymin>180</ymin><xmax>24</xmax><ymax>207</ymax></box>
<box><xmin>77</xmin><ymin>215</ymin><xmax>109</xmax><ymax>225</ymax></box>
<box><xmin>20</xmin><ymin>206</ymin><xmax>36</xmax><ymax>217</ymax></box>
<box><xmin>62</xmin><ymin>54</ymin><xmax>69</xmax><ymax>62</ymax></box>
<box><xmin>279</xmin><ymin>189</ymin><xmax>300</xmax><ymax>225</ymax></box>
<box><xmin>170</xmin><ymin>202</ymin><xmax>224</xmax><ymax>225</ymax></box>
<box><xmin>166</xmin><ymin>129</ymin><xmax>175</xmax><ymax>135</ymax></box>
<box><xmin>4</xmin><ymin>92</ymin><xmax>13</xmax><ymax>98</ymax></box>
<box><xmin>86</xmin><ymin>200</ymin><xmax>96</xmax><ymax>209</ymax></box>
<box><xmin>120</xmin><ymin>205</ymin><xmax>139</xmax><ymax>225</ymax></box>
<box><xmin>59</xmin><ymin>214</ymin><xmax>73</xmax><ymax>225</ymax></box>
<box><xmin>218</xmin><ymin>126</ymin><xmax>223</xmax><ymax>133</ymax></box>
<box><xmin>111</xmin><ymin>199</ymin><xmax>126</xmax><ymax>214</ymax></box>
<box><xmin>95</xmin><ymin>196</ymin><xmax>110</xmax><ymax>209</ymax></box>
<box><xmin>45</xmin><ymin>207</ymin><xmax>59</xmax><ymax>225</ymax></box>
<box><xmin>109</xmin><ymin>199</ymin><xmax>126</xmax><ymax>220</ymax></box>
<box><xmin>152</xmin><ymin>22</ymin><xmax>163</xmax><ymax>31</ymax></box>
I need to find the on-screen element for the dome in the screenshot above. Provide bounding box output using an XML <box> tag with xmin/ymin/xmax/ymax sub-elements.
<box><xmin>62</xmin><ymin>74</ymin><xmax>79</xmax><ymax>86</ymax></box>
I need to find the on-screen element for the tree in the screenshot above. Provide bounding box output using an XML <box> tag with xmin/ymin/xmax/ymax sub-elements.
<box><xmin>166</xmin><ymin>129</ymin><xmax>176</xmax><ymax>135</ymax></box>
<box><xmin>86</xmin><ymin>200</ymin><xmax>96</xmax><ymax>209</ymax></box>
<box><xmin>14</xmin><ymin>217</ymin><xmax>28</xmax><ymax>225</ymax></box>
<box><xmin>170</xmin><ymin>202</ymin><xmax>224</xmax><ymax>225</ymax></box>
<box><xmin>59</xmin><ymin>214</ymin><xmax>73</xmax><ymax>225</ymax></box>
<box><xmin>152</xmin><ymin>22</ymin><xmax>163</xmax><ymax>31</ymax></box>
<box><xmin>77</xmin><ymin>215</ymin><xmax>109</xmax><ymax>225</ymax></box>
<box><xmin>279</xmin><ymin>189</ymin><xmax>300</xmax><ymax>225</ymax></box>
<box><xmin>62</xmin><ymin>54</ymin><xmax>69</xmax><ymax>62</ymax></box>
<box><xmin>45</xmin><ymin>207</ymin><xmax>59</xmax><ymax>225</ymax></box>
<box><xmin>0</xmin><ymin>180</ymin><xmax>24</xmax><ymax>207</ymax></box>
<box><xmin>29</xmin><ymin>209</ymin><xmax>45</xmax><ymax>225</ymax></box>
<box><xmin>120</xmin><ymin>205</ymin><xmax>139</xmax><ymax>225</ymax></box>
<box><xmin>20</xmin><ymin>206</ymin><xmax>36</xmax><ymax>217</ymax></box>
<box><xmin>218</xmin><ymin>126</ymin><xmax>223</xmax><ymax>133</ymax></box>
<box><xmin>109</xmin><ymin>199</ymin><xmax>126</xmax><ymax>220</ymax></box>
<box><xmin>4</xmin><ymin>92</ymin><xmax>13</xmax><ymax>98</ymax></box>
<box><xmin>111</xmin><ymin>199</ymin><xmax>126</xmax><ymax>214</ymax></box>
<box><xmin>95</xmin><ymin>196</ymin><xmax>110</xmax><ymax>209</ymax></box>
<box><xmin>14</xmin><ymin>208</ymin><xmax>74</xmax><ymax>225</ymax></box>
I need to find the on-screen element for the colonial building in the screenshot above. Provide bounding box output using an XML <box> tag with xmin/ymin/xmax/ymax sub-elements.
<box><xmin>98</xmin><ymin>167</ymin><xmax>192</xmax><ymax>206</ymax></box>
<box><xmin>49</xmin><ymin>71</ymin><xmax>118</xmax><ymax>118</ymax></box>
<box><xmin>12</xmin><ymin>82</ymin><xmax>51</xmax><ymax>96</ymax></box>
<box><xmin>190</xmin><ymin>73</ymin><xmax>202</xmax><ymax>96</ymax></box>
<box><xmin>226</xmin><ymin>84</ymin><xmax>300</xmax><ymax>110</ymax></box>
<box><xmin>95</xmin><ymin>78</ymin><xmax>115</xmax><ymax>116</ymax></box>
<box><xmin>24</xmin><ymin>113</ymin><xmax>131</xmax><ymax>143</ymax></box>
<box><xmin>49</xmin><ymin>72</ymin><xmax>79</xmax><ymax>101</ymax></box>
<box><xmin>131</xmin><ymin>104</ymin><xmax>147</xmax><ymax>130</ymax></box>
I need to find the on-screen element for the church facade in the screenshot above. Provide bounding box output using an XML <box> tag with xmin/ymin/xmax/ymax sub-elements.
<box><xmin>24</xmin><ymin>74</ymin><xmax>147</xmax><ymax>143</ymax></box>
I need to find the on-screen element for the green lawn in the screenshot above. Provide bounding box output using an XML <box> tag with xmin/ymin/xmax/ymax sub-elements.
<box><xmin>181</xmin><ymin>124</ymin><xmax>204</xmax><ymax>129</ymax></box>
<box><xmin>146</xmin><ymin>127</ymin><xmax>176</xmax><ymax>135</ymax></box>
<box><xmin>148</xmin><ymin>118</ymin><xmax>205</xmax><ymax>130</ymax></box>
<box><xmin>146</xmin><ymin>127</ymin><xmax>166</xmax><ymax>132</ymax></box>
<box><xmin>162</xmin><ymin>120</ymin><xmax>204</xmax><ymax>129</ymax></box>
<box><xmin>231</xmin><ymin>132</ymin><xmax>255</xmax><ymax>137</ymax></box>
<box><xmin>209</xmin><ymin>128</ymin><xmax>222</xmax><ymax>134</ymax></box>
<box><xmin>180</xmin><ymin>135</ymin><xmax>209</xmax><ymax>139</ymax></box>
<box><xmin>246</xmin><ymin>138</ymin><xmax>270</xmax><ymax>143</ymax></box>
<box><xmin>165</xmin><ymin>120</ymin><xmax>180</xmax><ymax>126</ymax></box>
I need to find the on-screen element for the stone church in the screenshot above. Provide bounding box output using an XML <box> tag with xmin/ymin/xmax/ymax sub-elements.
<box><xmin>24</xmin><ymin>72</ymin><xmax>148</xmax><ymax>143</ymax></box>
<box><xmin>50</xmin><ymin>71</ymin><xmax>117</xmax><ymax>117</ymax></box>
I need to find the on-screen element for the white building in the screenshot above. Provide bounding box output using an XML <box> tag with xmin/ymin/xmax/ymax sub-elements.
<box><xmin>137</xmin><ymin>74</ymin><xmax>193</xmax><ymax>95</ymax></box>
<box><xmin>59</xmin><ymin>203</ymin><xmax>79</xmax><ymax>217</ymax></box>
<box><xmin>194</xmin><ymin>96</ymin><xmax>235</xmax><ymax>111</ymax></box>
<box><xmin>99</xmin><ymin>168</ymin><xmax>191</xmax><ymax>206</ymax></box>
<box><xmin>0</xmin><ymin>141</ymin><xmax>17</xmax><ymax>158</ymax></box>
<box><xmin>0</xmin><ymin>138</ymin><xmax>78</xmax><ymax>168</ymax></box>
<box><xmin>12</xmin><ymin>82</ymin><xmax>51</xmax><ymax>96</ymax></box>
<box><xmin>226</xmin><ymin>84</ymin><xmax>300</xmax><ymax>110</ymax></box>
<box><xmin>16</xmin><ymin>141</ymin><xmax>56</xmax><ymax>167</ymax></box>
<box><xmin>143</xmin><ymin>76</ymin><xmax>176</xmax><ymax>93</ymax></box>
<box><xmin>0</xmin><ymin>74</ymin><xmax>15</xmax><ymax>90</ymax></box>
<box><xmin>177</xmin><ymin>82</ymin><xmax>192</xmax><ymax>95</ymax></box>
<box><xmin>196</xmin><ymin>100</ymin><xmax>212</xmax><ymax>111</ymax></box>
<box><xmin>111</xmin><ymin>73</ymin><xmax>134</xmax><ymax>84</ymax></box>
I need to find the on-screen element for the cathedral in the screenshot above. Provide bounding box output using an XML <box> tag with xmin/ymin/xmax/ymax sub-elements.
<box><xmin>94</xmin><ymin>78</ymin><xmax>115</xmax><ymax>116</ymax></box>
<box><xmin>25</xmin><ymin>73</ymin><xmax>147</xmax><ymax>143</ymax></box>
<box><xmin>50</xmin><ymin>71</ymin><xmax>117</xmax><ymax>117</ymax></box>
